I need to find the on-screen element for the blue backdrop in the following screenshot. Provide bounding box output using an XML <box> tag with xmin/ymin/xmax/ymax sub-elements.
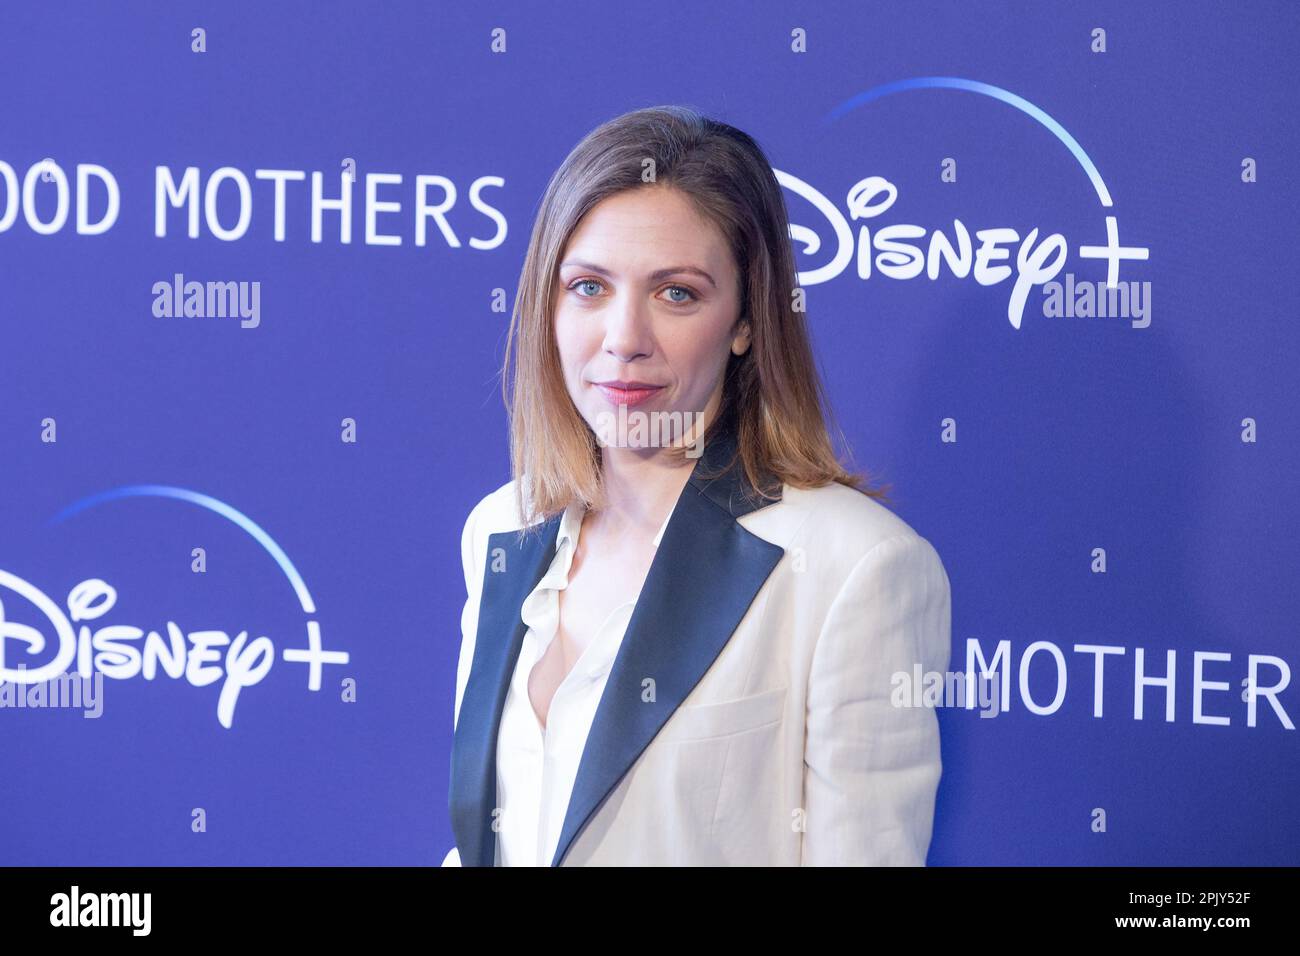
<box><xmin>1</xmin><ymin>0</ymin><xmax>1295</xmax><ymax>865</ymax></box>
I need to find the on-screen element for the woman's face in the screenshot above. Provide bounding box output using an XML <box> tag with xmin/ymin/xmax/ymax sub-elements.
<box><xmin>553</xmin><ymin>185</ymin><xmax>750</xmax><ymax>450</ymax></box>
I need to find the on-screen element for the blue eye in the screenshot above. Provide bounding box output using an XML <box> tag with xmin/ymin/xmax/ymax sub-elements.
<box><xmin>566</xmin><ymin>279</ymin><xmax>697</xmax><ymax>304</ymax></box>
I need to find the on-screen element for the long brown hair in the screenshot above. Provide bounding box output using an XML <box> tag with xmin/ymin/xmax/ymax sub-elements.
<box><xmin>503</xmin><ymin>104</ymin><xmax>889</xmax><ymax>532</ymax></box>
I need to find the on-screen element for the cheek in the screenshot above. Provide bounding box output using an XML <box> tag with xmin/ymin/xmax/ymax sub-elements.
<box><xmin>552</xmin><ymin>307</ymin><xmax>578</xmax><ymax>356</ymax></box>
<box><xmin>664</xmin><ymin>324</ymin><xmax>732</xmax><ymax>383</ymax></box>
<box><xmin>553</xmin><ymin>311</ymin><xmax>597</xmax><ymax>378</ymax></box>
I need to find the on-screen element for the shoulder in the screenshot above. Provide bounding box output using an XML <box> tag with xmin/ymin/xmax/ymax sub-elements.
<box><xmin>462</xmin><ymin>478</ymin><xmax>530</xmax><ymax>539</ymax></box>
<box><xmin>787</xmin><ymin>481</ymin><xmax>924</xmax><ymax>549</ymax></box>
<box><xmin>459</xmin><ymin>476</ymin><xmax>558</xmax><ymax>565</ymax></box>
<box><xmin>748</xmin><ymin>480</ymin><xmax>949</xmax><ymax>586</ymax></box>
<box><xmin>458</xmin><ymin>479</ymin><xmax>532</xmax><ymax>594</ymax></box>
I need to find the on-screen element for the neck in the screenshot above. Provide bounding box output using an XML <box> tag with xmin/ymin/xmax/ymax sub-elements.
<box><xmin>590</xmin><ymin>443</ymin><xmax>696</xmax><ymax>539</ymax></box>
<box><xmin>592</xmin><ymin>396</ymin><xmax>725</xmax><ymax>537</ymax></box>
<box><xmin>586</xmin><ymin>388</ymin><xmax>730</xmax><ymax>537</ymax></box>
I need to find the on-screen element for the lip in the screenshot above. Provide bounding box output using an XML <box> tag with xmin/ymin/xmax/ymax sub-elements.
<box><xmin>592</xmin><ymin>380</ymin><xmax>665</xmax><ymax>407</ymax></box>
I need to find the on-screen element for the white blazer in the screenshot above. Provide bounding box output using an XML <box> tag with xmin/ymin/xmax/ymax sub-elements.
<box><xmin>444</xmin><ymin>423</ymin><xmax>952</xmax><ymax>866</ymax></box>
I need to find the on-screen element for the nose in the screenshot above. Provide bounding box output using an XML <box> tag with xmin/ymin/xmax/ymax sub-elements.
<box><xmin>600</xmin><ymin>293</ymin><xmax>655</xmax><ymax>362</ymax></box>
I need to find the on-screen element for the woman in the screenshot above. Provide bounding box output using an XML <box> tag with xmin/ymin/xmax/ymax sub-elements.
<box><xmin>445</xmin><ymin>105</ymin><xmax>952</xmax><ymax>866</ymax></box>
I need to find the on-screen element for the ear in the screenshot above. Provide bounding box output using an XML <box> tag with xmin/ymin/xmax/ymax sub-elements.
<box><xmin>731</xmin><ymin>316</ymin><xmax>752</xmax><ymax>356</ymax></box>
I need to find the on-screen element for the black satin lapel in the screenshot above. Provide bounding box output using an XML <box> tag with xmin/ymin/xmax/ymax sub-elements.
<box><xmin>549</xmin><ymin>479</ymin><xmax>785</xmax><ymax>866</ymax></box>
<box><xmin>448</xmin><ymin>514</ymin><xmax>561</xmax><ymax>867</ymax></box>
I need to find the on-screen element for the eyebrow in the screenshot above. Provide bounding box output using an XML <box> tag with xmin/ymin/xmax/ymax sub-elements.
<box><xmin>558</xmin><ymin>260</ymin><xmax>717</xmax><ymax>290</ymax></box>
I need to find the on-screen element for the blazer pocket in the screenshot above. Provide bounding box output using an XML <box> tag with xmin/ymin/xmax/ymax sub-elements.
<box><xmin>660</xmin><ymin>686</ymin><xmax>788</xmax><ymax>743</ymax></box>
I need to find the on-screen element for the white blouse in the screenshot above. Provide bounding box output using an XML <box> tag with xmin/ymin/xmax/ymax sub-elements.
<box><xmin>494</xmin><ymin>498</ymin><xmax>673</xmax><ymax>866</ymax></box>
